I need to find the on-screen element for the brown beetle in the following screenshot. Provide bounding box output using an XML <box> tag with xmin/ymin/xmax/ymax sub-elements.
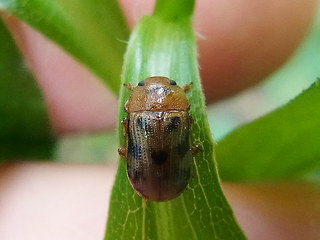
<box><xmin>119</xmin><ymin>76</ymin><xmax>193</xmax><ymax>201</ymax></box>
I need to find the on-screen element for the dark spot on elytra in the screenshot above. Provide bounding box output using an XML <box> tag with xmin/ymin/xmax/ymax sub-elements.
<box><xmin>136</xmin><ymin>117</ymin><xmax>153</xmax><ymax>133</ymax></box>
<box><xmin>128</xmin><ymin>136</ymin><xmax>142</xmax><ymax>159</ymax></box>
<box><xmin>151</xmin><ymin>150</ymin><xmax>168</xmax><ymax>165</ymax></box>
<box><xmin>136</xmin><ymin>117</ymin><xmax>144</xmax><ymax>128</ymax></box>
<box><xmin>165</xmin><ymin>116</ymin><xmax>181</xmax><ymax>132</ymax></box>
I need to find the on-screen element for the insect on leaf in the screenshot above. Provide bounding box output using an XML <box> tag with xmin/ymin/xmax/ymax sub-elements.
<box><xmin>105</xmin><ymin>0</ymin><xmax>246</xmax><ymax>239</ymax></box>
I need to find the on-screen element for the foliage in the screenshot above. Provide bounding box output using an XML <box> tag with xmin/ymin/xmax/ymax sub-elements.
<box><xmin>217</xmin><ymin>79</ymin><xmax>320</xmax><ymax>182</ymax></box>
<box><xmin>1</xmin><ymin>0</ymin><xmax>320</xmax><ymax>239</ymax></box>
<box><xmin>0</xmin><ymin>18</ymin><xmax>54</xmax><ymax>160</ymax></box>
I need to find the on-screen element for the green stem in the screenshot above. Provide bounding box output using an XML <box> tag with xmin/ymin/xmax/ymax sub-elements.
<box><xmin>153</xmin><ymin>0</ymin><xmax>195</xmax><ymax>20</ymax></box>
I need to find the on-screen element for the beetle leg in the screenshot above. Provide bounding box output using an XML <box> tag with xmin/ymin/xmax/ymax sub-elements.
<box><xmin>118</xmin><ymin>147</ymin><xmax>127</xmax><ymax>158</ymax></box>
<box><xmin>190</xmin><ymin>143</ymin><xmax>202</xmax><ymax>155</ymax></box>
<box><xmin>121</xmin><ymin>117</ymin><xmax>128</xmax><ymax>136</ymax></box>
<box><xmin>118</xmin><ymin>117</ymin><xmax>129</xmax><ymax>158</ymax></box>
<box><xmin>124</xmin><ymin>83</ymin><xmax>134</xmax><ymax>90</ymax></box>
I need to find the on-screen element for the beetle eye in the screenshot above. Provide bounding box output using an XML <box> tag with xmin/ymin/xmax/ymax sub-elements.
<box><xmin>138</xmin><ymin>80</ymin><xmax>145</xmax><ymax>86</ymax></box>
<box><xmin>169</xmin><ymin>80</ymin><xmax>177</xmax><ymax>85</ymax></box>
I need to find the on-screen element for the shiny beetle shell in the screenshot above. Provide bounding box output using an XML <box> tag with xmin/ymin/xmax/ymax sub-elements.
<box><xmin>119</xmin><ymin>76</ymin><xmax>192</xmax><ymax>202</ymax></box>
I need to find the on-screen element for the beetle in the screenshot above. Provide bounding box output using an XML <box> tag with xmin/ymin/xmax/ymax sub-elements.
<box><xmin>118</xmin><ymin>76</ymin><xmax>194</xmax><ymax>201</ymax></box>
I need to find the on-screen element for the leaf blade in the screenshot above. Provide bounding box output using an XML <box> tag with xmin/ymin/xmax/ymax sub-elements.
<box><xmin>0</xmin><ymin>0</ymin><xmax>129</xmax><ymax>94</ymax></box>
<box><xmin>217</xmin><ymin>79</ymin><xmax>320</xmax><ymax>181</ymax></box>
<box><xmin>105</xmin><ymin>3</ymin><xmax>245</xmax><ymax>239</ymax></box>
<box><xmin>0</xmin><ymin>18</ymin><xmax>54</xmax><ymax>160</ymax></box>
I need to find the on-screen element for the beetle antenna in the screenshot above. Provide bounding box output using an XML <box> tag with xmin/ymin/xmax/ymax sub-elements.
<box><xmin>123</xmin><ymin>83</ymin><xmax>134</xmax><ymax>91</ymax></box>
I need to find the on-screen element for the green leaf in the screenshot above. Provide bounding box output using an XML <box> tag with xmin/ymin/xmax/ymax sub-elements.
<box><xmin>0</xmin><ymin>18</ymin><xmax>54</xmax><ymax>160</ymax></box>
<box><xmin>216</xmin><ymin>79</ymin><xmax>320</xmax><ymax>181</ymax></box>
<box><xmin>0</xmin><ymin>0</ymin><xmax>129</xmax><ymax>94</ymax></box>
<box><xmin>105</xmin><ymin>1</ymin><xmax>245</xmax><ymax>239</ymax></box>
